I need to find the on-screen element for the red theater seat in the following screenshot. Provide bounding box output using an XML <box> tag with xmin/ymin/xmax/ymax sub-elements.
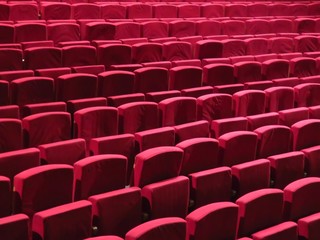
<box><xmin>10</xmin><ymin>77</ymin><xmax>54</xmax><ymax>107</ymax></box>
<box><xmin>254</xmin><ymin>125</ymin><xmax>292</xmax><ymax>158</ymax></box>
<box><xmin>22</xmin><ymin>112</ymin><xmax>71</xmax><ymax>148</ymax></box>
<box><xmin>14</xmin><ymin>164</ymin><xmax>73</xmax><ymax>217</ymax></box>
<box><xmin>32</xmin><ymin>200</ymin><xmax>92</xmax><ymax>240</ymax></box>
<box><xmin>0</xmin><ymin>214</ymin><xmax>29</xmax><ymax>240</ymax></box>
<box><xmin>158</xmin><ymin>96</ymin><xmax>197</xmax><ymax>127</ymax></box>
<box><xmin>73</xmin><ymin>154</ymin><xmax>127</xmax><ymax>200</ymax></box>
<box><xmin>118</xmin><ymin>102</ymin><xmax>159</xmax><ymax>134</ymax></box>
<box><xmin>125</xmin><ymin>217</ymin><xmax>186</xmax><ymax>240</ymax></box>
<box><xmin>74</xmin><ymin>106</ymin><xmax>118</xmax><ymax>144</ymax></box>
<box><xmin>236</xmin><ymin>188</ymin><xmax>284</xmax><ymax>238</ymax></box>
<box><xmin>268</xmin><ymin>151</ymin><xmax>305</xmax><ymax>189</ymax></box>
<box><xmin>176</xmin><ymin>138</ymin><xmax>219</xmax><ymax>175</ymax></box>
<box><xmin>56</xmin><ymin>73</ymin><xmax>98</xmax><ymax>101</ymax></box>
<box><xmin>89</xmin><ymin>187</ymin><xmax>141</xmax><ymax>237</ymax></box>
<box><xmin>38</xmin><ymin>139</ymin><xmax>85</xmax><ymax>165</ymax></box>
<box><xmin>218</xmin><ymin>131</ymin><xmax>258</xmax><ymax>166</ymax></box>
<box><xmin>98</xmin><ymin>70</ymin><xmax>134</xmax><ymax>97</ymax></box>
<box><xmin>186</xmin><ymin>202</ymin><xmax>238</xmax><ymax>240</ymax></box>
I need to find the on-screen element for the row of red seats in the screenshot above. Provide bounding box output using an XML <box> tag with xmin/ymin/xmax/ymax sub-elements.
<box><xmin>1</xmin><ymin>2</ymin><xmax>320</xmax><ymax>21</ymax></box>
<box><xmin>1</xmin><ymin>150</ymin><xmax>320</xmax><ymax>239</ymax></box>
<box><xmin>1</xmin><ymin>80</ymin><xmax>320</xmax><ymax>151</ymax></box>
<box><xmin>2</xmin><ymin>38</ymin><xmax>320</xmax><ymax>75</ymax></box>
<box><xmin>2</xmin><ymin>17</ymin><xmax>320</xmax><ymax>44</ymax></box>
<box><xmin>2</xmin><ymin>114</ymin><xmax>320</xmax><ymax>178</ymax></box>
<box><xmin>0</xmin><ymin>56</ymin><xmax>319</xmax><ymax>102</ymax></box>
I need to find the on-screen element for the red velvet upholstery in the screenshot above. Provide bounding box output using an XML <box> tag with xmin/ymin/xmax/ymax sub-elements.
<box><xmin>294</xmin><ymin>83</ymin><xmax>320</xmax><ymax>107</ymax></box>
<box><xmin>278</xmin><ymin>107</ymin><xmax>309</xmax><ymax>127</ymax></box>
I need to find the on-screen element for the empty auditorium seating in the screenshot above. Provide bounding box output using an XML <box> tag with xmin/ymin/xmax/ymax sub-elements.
<box><xmin>291</xmin><ymin>119</ymin><xmax>320</xmax><ymax>151</ymax></box>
